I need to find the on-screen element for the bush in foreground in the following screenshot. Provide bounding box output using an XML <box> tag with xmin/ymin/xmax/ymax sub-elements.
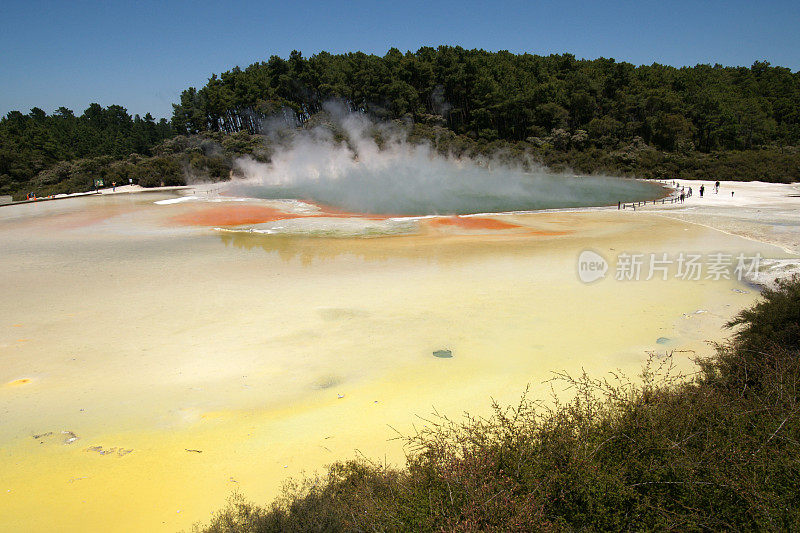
<box><xmin>197</xmin><ymin>278</ymin><xmax>800</xmax><ymax>532</ymax></box>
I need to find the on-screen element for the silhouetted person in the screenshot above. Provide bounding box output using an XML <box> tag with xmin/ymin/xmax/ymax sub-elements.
<box><xmin>699</xmin><ymin>185</ymin><xmax>705</xmax><ymax>197</ymax></box>
<box><xmin>715</xmin><ymin>180</ymin><xmax>720</xmax><ymax>193</ymax></box>
<box><xmin>680</xmin><ymin>192</ymin><xmax>685</xmax><ymax>203</ymax></box>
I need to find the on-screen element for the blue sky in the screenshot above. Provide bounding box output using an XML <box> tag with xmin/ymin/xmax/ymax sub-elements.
<box><xmin>2</xmin><ymin>0</ymin><xmax>799</xmax><ymax>120</ymax></box>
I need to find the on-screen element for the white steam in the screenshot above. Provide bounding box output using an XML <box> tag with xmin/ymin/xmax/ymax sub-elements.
<box><xmin>227</xmin><ymin>107</ymin><xmax>661</xmax><ymax>216</ymax></box>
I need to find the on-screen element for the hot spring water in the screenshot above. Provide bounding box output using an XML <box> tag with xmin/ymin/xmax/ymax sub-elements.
<box><xmin>227</xmin><ymin>113</ymin><xmax>664</xmax><ymax>215</ymax></box>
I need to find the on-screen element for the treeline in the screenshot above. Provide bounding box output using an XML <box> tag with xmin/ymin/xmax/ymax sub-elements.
<box><xmin>172</xmin><ymin>47</ymin><xmax>800</xmax><ymax>153</ymax></box>
<box><xmin>9</xmin><ymin>130</ymin><xmax>271</xmax><ymax>198</ymax></box>
<box><xmin>0</xmin><ymin>104</ymin><xmax>172</xmax><ymax>197</ymax></box>
<box><xmin>4</xmin><ymin>48</ymin><xmax>800</xmax><ymax>201</ymax></box>
<box><xmin>199</xmin><ymin>277</ymin><xmax>800</xmax><ymax>532</ymax></box>
<box><xmin>413</xmin><ymin>122</ymin><xmax>800</xmax><ymax>182</ymax></box>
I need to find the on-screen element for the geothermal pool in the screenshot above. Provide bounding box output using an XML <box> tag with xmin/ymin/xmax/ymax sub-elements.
<box><xmin>0</xmin><ymin>189</ymin><xmax>784</xmax><ymax>531</ymax></box>
<box><xmin>229</xmin><ymin>125</ymin><xmax>665</xmax><ymax>215</ymax></box>
<box><xmin>227</xmin><ymin>163</ymin><xmax>664</xmax><ymax>215</ymax></box>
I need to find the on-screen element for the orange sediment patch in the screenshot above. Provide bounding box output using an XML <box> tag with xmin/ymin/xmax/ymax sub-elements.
<box><xmin>5</xmin><ymin>378</ymin><xmax>32</xmax><ymax>387</ymax></box>
<box><xmin>171</xmin><ymin>206</ymin><xmax>305</xmax><ymax>226</ymax></box>
<box><xmin>427</xmin><ymin>216</ymin><xmax>522</xmax><ymax>230</ymax></box>
<box><xmin>170</xmin><ymin>204</ymin><xmax>395</xmax><ymax>227</ymax></box>
<box><xmin>426</xmin><ymin>216</ymin><xmax>573</xmax><ymax>235</ymax></box>
<box><xmin>168</xmin><ymin>204</ymin><xmax>572</xmax><ymax>235</ymax></box>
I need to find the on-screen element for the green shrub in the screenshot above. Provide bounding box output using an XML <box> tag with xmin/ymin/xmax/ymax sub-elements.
<box><xmin>195</xmin><ymin>279</ymin><xmax>800</xmax><ymax>532</ymax></box>
<box><xmin>727</xmin><ymin>275</ymin><xmax>800</xmax><ymax>354</ymax></box>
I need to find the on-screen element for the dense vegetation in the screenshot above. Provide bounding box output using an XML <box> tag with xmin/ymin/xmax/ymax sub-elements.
<box><xmin>0</xmin><ymin>105</ymin><xmax>173</xmax><ymax>198</ymax></box>
<box><xmin>173</xmin><ymin>48</ymin><xmax>800</xmax><ymax>153</ymax></box>
<box><xmin>3</xmin><ymin>47</ymin><xmax>800</xmax><ymax>201</ymax></box>
<box><xmin>198</xmin><ymin>278</ymin><xmax>800</xmax><ymax>532</ymax></box>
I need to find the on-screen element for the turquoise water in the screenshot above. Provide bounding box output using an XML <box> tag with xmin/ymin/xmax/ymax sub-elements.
<box><xmin>228</xmin><ymin>168</ymin><xmax>665</xmax><ymax>216</ymax></box>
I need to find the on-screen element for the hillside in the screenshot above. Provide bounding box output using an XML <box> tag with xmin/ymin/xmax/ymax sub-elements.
<box><xmin>3</xmin><ymin>48</ymin><xmax>800</xmax><ymax>201</ymax></box>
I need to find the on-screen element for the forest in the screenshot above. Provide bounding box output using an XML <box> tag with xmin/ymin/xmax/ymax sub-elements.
<box><xmin>172</xmin><ymin>47</ymin><xmax>800</xmax><ymax>151</ymax></box>
<box><xmin>2</xmin><ymin>46</ymin><xmax>800</xmax><ymax>200</ymax></box>
<box><xmin>0</xmin><ymin>105</ymin><xmax>173</xmax><ymax>198</ymax></box>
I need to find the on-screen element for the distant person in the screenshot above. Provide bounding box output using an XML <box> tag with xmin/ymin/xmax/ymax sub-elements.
<box><xmin>715</xmin><ymin>180</ymin><xmax>720</xmax><ymax>193</ymax></box>
<box><xmin>128</xmin><ymin>178</ymin><xmax>133</xmax><ymax>186</ymax></box>
<box><xmin>112</xmin><ymin>182</ymin><xmax>116</xmax><ymax>192</ymax></box>
<box><xmin>688</xmin><ymin>187</ymin><xmax>692</xmax><ymax>197</ymax></box>
<box><xmin>700</xmin><ymin>185</ymin><xmax>705</xmax><ymax>197</ymax></box>
<box><xmin>732</xmin><ymin>191</ymin><xmax>735</xmax><ymax>197</ymax></box>
<box><xmin>680</xmin><ymin>192</ymin><xmax>685</xmax><ymax>203</ymax></box>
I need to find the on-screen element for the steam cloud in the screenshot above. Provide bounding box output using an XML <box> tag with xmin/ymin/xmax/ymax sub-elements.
<box><xmin>227</xmin><ymin>105</ymin><xmax>661</xmax><ymax>216</ymax></box>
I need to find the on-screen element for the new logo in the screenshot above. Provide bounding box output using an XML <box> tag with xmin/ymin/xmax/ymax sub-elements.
<box><xmin>577</xmin><ymin>250</ymin><xmax>608</xmax><ymax>283</ymax></box>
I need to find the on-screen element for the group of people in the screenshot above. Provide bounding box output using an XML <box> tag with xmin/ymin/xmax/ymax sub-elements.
<box><xmin>671</xmin><ymin>180</ymin><xmax>733</xmax><ymax>203</ymax></box>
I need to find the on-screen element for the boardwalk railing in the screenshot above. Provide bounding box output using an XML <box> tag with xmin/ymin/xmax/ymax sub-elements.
<box><xmin>186</xmin><ymin>186</ymin><xmax>225</xmax><ymax>197</ymax></box>
<box><xmin>618</xmin><ymin>196</ymin><xmax>682</xmax><ymax>210</ymax></box>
